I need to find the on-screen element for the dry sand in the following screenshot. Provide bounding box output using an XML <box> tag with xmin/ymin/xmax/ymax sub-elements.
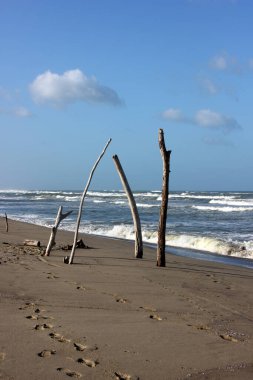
<box><xmin>0</xmin><ymin>217</ymin><xmax>253</xmax><ymax>380</ymax></box>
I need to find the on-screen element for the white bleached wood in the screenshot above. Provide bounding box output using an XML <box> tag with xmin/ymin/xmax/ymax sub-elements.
<box><xmin>112</xmin><ymin>154</ymin><xmax>143</xmax><ymax>258</ymax></box>
<box><xmin>68</xmin><ymin>138</ymin><xmax>112</xmax><ymax>264</ymax></box>
<box><xmin>45</xmin><ymin>206</ymin><xmax>72</xmax><ymax>256</ymax></box>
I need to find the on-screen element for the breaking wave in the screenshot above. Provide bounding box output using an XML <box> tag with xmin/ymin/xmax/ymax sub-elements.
<box><xmin>77</xmin><ymin>224</ymin><xmax>253</xmax><ymax>260</ymax></box>
<box><xmin>193</xmin><ymin>205</ymin><xmax>253</xmax><ymax>212</ymax></box>
<box><xmin>209</xmin><ymin>199</ymin><xmax>253</xmax><ymax>206</ymax></box>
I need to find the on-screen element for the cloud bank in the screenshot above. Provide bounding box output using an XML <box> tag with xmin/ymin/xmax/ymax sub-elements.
<box><xmin>29</xmin><ymin>69</ymin><xmax>122</xmax><ymax>107</ymax></box>
<box><xmin>162</xmin><ymin>107</ymin><xmax>241</xmax><ymax>133</ymax></box>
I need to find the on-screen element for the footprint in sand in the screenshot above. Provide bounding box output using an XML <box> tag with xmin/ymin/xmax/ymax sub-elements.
<box><xmin>26</xmin><ymin>315</ymin><xmax>38</xmax><ymax>320</ymax></box>
<box><xmin>33</xmin><ymin>307</ymin><xmax>46</xmax><ymax>314</ymax></box>
<box><xmin>0</xmin><ymin>352</ymin><xmax>6</xmax><ymax>361</ymax></box>
<box><xmin>149</xmin><ymin>314</ymin><xmax>162</xmax><ymax>321</ymax></box>
<box><xmin>73</xmin><ymin>343</ymin><xmax>87</xmax><ymax>352</ymax></box>
<box><xmin>39</xmin><ymin>315</ymin><xmax>54</xmax><ymax>320</ymax></box>
<box><xmin>38</xmin><ymin>349</ymin><xmax>56</xmax><ymax>358</ymax></box>
<box><xmin>49</xmin><ymin>332</ymin><xmax>71</xmax><ymax>343</ymax></box>
<box><xmin>57</xmin><ymin>368</ymin><xmax>82</xmax><ymax>378</ymax></box>
<box><xmin>116</xmin><ymin>297</ymin><xmax>128</xmax><ymax>304</ymax></box>
<box><xmin>34</xmin><ymin>323</ymin><xmax>54</xmax><ymax>331</ymax></box>
<box><xmin>194</xmin><ymin>324</ymin><xmax>211</xmax><ymax>332</ymax></box>
<box><xmin>219</xmin><ymin>334</ymin><xmax>238</xmax><ymax>343</ymax></box>
<box><xmin>76</xmin><ymin>285</ymin><xmax>86</xmax><ymax>291</ymax></box>
<box><xmin>19</xmin><ymin>302</ymin><xmax>36</xmax><ymax>310</ymax></box>
<box><xmin>47</xmin><ymin>274</ymin><xmax>59</xmax><ymax>279</ymax></box>
<box><xmin>114</xmin><ymin>371</ymin><xmax>139</xmax><ymax>380</ymax></box>
<box><xmin>140</xmin><ymin>306</ymin><xmax>157</xmax><ymax>312</ymax></box>
<box><xmin>77</xmin><ymin>358</ymin><xmax>99</xmax><ymax>368</ymax></box>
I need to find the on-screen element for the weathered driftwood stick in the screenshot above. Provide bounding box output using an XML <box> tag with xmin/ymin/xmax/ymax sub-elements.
<box><xmin>112</xmin><ymin>154</ymin><xmax>143</xmax><ymax>259</ymax></box>
<box><xmin>45</xmin><ymin>206</ymin><xmax>73</xmax><ymax>257</ymax></box>
<box><xmin>68</xmin><ymin>138</ymin><xmax>112</xmax><ymax>264</ymax></box>
<box><xmin>157</xmin><ymin>129</ymin><xmax>171</xmax><ymax>267</ymax></box>
<box><xmin>5</xmin><ymin>213</ymin><xmax>8</xmax><ymax>233</ymax></box>
<box><xmin>24</xmin><ymin>239</ymin><xmax>41</xmax><ymax>247</ymax></box>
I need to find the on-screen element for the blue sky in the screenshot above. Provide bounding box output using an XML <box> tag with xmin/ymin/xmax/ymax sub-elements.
<box><xmin>0</xmin><ymin>0</ymin><xmax>252</xmax><ymax>191</ymax></box>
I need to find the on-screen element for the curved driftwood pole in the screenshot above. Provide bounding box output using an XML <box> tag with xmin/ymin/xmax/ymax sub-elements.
<box><xmin>112</xmin><ymin>154</ymin><xmax>143</xmax><ymax>259</ymax></box>
<box><xmin>45</xmin><ymin>206</ymin><xmax>73</xmax><ymax>256</ymax></box>
<box><xmin>157</xmin><ymin>129</ymin><xmax>171</xmax><ymax>267</ymax></box>
<box><xmin>68</xmin><ymin>138</ymin><xmax>112</xmax><ymax>264</ymax></box>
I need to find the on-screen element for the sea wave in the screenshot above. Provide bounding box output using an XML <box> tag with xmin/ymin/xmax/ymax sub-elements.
<box><xmin>77</xmin><ymin>224</ymin><xmax>253</xmax><ymax>260</ymax></box>
<box><xmin>87</xmin><ymin>191</ymin><xmax>124</xmax><ymax>198</ymax></box>
<box><xmin>170</xmin><ymin>193</ymin><xmax>236</xmax><ymax>200</ymax></box>
<box><xmin>193</xmin><ymin>205</ymin><xmax>253</xmax><ymax>212</ymax></box>
<box><xmin>136</xmin><ymin>203</ymin><xmax>159</xmax><ymax>208</ymax></box>
<box><xmin>209</xmin><ymin>199</ymin><xmax>253</xmax><ymax>206</ymax></box>
<box><xmin>167</xmin><ymin>234</ymin><xmax>253</xmax><ymax>260</ymax></box>
<box><xmin>111</xmin><ymin>201</ymin><xmax>127</xmax><ymax>205</ymax></box>
<box><xmin>134</xmin><ymin>192</ymin><xmax>160</xmax><ymax>198</ymax></box>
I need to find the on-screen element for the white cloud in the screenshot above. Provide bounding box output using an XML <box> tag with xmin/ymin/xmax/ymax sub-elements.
<box><xmin>0</xmin><ymin>106</ymin><xmax>32</xmax><ymax>118</ymax></box>
<box><xmin>162</xmin><ymin>108</ymin><xmax>186</xmax><ymax>122</ymax></box>
<box><xmin>199</xmin><ymin>78</ymin><xmax>218</xmax><ymax>95</ymax></box>
<box><xmin>210</xmin><ymin>54</ymin><xmax>228</xmax><ymax>70</ymax></box>
<box><xmin>195</xmin><ymin>109</ymin><xmax>241</xmax><ymax>132</ymax></box>
<box><xmin>13</xmin><ymin>106</ymin><xmax>32</xmax><ymax>118</ymax></box>
<box><xmin>29</xmin><ymin>69</ymin><xmax>122</xmax><ymax>107</ymax></box>
<box><xmin>210</xmin><ymin>52</ymin><xmax>241</xmax><ymax>74</ymax></box>
<box><xmin>163</xmin><ymin>107</ymin><xmax>242</xmax><ymax>133</ymax></box>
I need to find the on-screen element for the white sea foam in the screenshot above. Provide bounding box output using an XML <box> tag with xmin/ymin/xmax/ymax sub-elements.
<box><xmin>77</xmin><ymin>223</ymin><xmax>253</xmax><ymax>260</ymax></box>
<box><xmin>209</xmin><ymin>199</ymin><xmax>253</xmax><ymax>206</ymax></box>
<box><xmin>166</xmin><ymin>234</ymin><xmax>253</xmax><ymax>259</ymax></box>
<box><xmin>93</xmin><ymin>200</ymin><xmax>106</xmax><ymax>203</ymax></box>
<box><xmin>156</xmin><ymin>194</ymin><xmax>236</xmax><ymax>201</ymax></box>
<box><xmin>136</xmin><ymin>203</ymin><xmax>159</xmax><ymax>208</ymax></box>
<box><xmin>170</xmin><ymin>193</ymin><xmax>236</xmax><ymax>200</ymax></box>
<box><xmin>64</xmin><ymin>196</ymin><xmax>81</xmax><ymax>201</ymax></box>
<box><xmin>87</xmin><ymin>191</ymin><xmax>124</xmax><ymax>198</ymax></box>
<box><xmin>134</xmin><ymin>192</ymin><xmax>160</xmax><ymax>197</ymax></box>
<box><xmin>193</xmin><ymin>205</ymin><xmax>253</xmax><ymax>212</ymax></box>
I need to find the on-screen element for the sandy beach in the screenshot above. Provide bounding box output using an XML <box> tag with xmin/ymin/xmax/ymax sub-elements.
<box><xmin>0</xmin><ymin>217</ymin><xmax>253</xmax><ymax>380</ymax></box>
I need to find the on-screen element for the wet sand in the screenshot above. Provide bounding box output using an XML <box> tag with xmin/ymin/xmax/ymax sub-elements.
<box><xmin>0</xmin><ymin>217</ymin><xmax>253</xmax><ymax>379</ymax></box>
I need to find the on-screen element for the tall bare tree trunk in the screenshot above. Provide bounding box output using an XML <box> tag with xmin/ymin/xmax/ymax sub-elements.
<box><xmin>112</xmin><ymin>154</ymin><xmax>143</xmax><ymax>258</ymax></box>
<box><xmin>45</xmin><ymin>206</ymin><xmax>72</xmax><ymax>256</ymax></box>
<box><xmin>157</xmin><ymin>129</ymin><xmax>171</xmax><ymax>267</ymax></box>
<box><xmin>68</xmin><ymin>138</ymin><xmax>112</xmax><ymax>264</ymax></box>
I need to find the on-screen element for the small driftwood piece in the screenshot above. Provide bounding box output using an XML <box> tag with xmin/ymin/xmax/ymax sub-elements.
<box><xmin>45</xmin><ymin>206</ymin><xmax>72</xmax><ymax>257</ymax></box>
<box><xmin>24</xmin><ymin>239</ymin><xmax>41</xmax><ymax>247</ymax></box>
<box><xmin>112</xmin><ymin>154</ymin><xmax>143</xmax><ymax>259</ymax></box>
<box><xmin>5</xmin><ymin>213</ymin><xmax>8</xmax><ymax>233</ymax></box>
<box><xmin>67</xmin><ymin>138</ymin><xmax>112</xmax><ymax>265</ymax></box>
<box><xmin>61</xmin><ymin>239</ymin><xmax>90</xmax><ymax>251</ymax></box>
<box><xmin>157</xmin><ymin>129</ymin><xmax>171</xmax><ymax>267</ymax></box>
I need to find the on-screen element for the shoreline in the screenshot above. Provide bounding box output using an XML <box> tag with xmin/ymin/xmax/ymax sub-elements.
<box><xmin>1</xmin><ymin>218</ymin><xmax>253</xmax><ymax>379</ymax></box>
<box><xmin>3</xmin><ymin>216</ymin><xmax>253</xmax><ymax>270</ymax></box>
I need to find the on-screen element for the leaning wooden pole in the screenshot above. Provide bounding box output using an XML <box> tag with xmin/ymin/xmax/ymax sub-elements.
<box><xmin>112</xmin><ymin>154</ymin><xmax>143</xmax><ymax>259</ymax></box>
<box><xmin>45</xmin><ymin>206</ymin><xmax>73</xmax><ymax>256</ymax></box>
<box><xmin>157</xmin><ymin>129</ymin><xmax>171</xmax><ymax>267</ymax></box>
<box><xmin>68</xmin><ymin>138</ymin><xmax>112</xmax><ymax>264</ymax></box>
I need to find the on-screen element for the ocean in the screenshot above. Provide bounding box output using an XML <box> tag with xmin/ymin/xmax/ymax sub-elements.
<box><xmin>1</xmin><ymin>189</ymin><xmax>253</xmax><ymax>268</ymax></box>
